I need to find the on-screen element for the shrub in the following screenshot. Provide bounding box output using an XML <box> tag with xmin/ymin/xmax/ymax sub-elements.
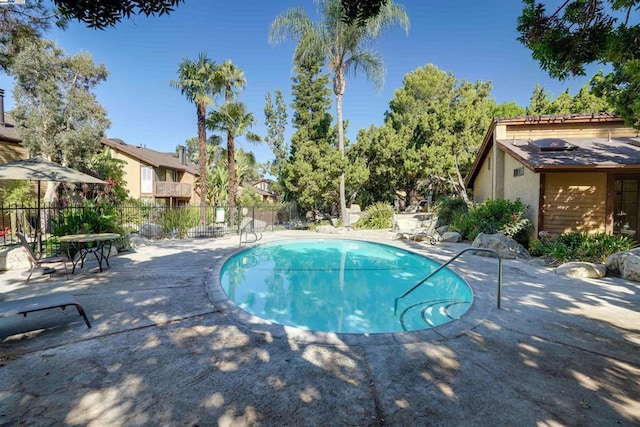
<box><xmin>52</xmin><ymin>201</ymin><xmax>121</xmax><ymax>236</ymax></box>
<box><xmin>354</xmin><ymin>202</ymin><xmax>393</xmax><ymax>229</ymax></box>
<box><xmin>159</xmin><ymin>206</ymin><xmax>200</xmax><ymax>237</ymax></box>
<box><xmin>435</xmin><ymin>196</ymin><xmax>468</xmax><ymax>226</ymax></box>
<box><xmin>451</xmin><ymin>198</ymin><xmax>531</xmax><ymax>244</ymax></box>
<box><xmin>530</xmin><ymin>231</ymin><xmax>635</xmax><ymax>264</ymax></box>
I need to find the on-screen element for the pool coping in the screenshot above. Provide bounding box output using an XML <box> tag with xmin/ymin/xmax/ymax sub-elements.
<box><xmin>206</xmin><ymin>236</ymin><xmax>495</xmax><ymax>347</ymax></box>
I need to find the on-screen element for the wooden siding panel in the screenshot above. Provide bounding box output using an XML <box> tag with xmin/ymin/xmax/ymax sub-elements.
<box><xmin>542</xmin><ymin>173</ymin><xmax>607</xmax><ymax>235</ymax></box>
<box><xmin>506</xmin><ymin>123</ymin><xmax>636</xmax><ymax>140</ymax></box>
<box><xmin>0</xmin><ymin>141</ymin><xmax>27</xmax><ymax>163</ymax></box>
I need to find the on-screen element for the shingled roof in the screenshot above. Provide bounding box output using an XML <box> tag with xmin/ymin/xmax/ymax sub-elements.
<box><xmin>498</xmin><ymin>136</ymin><xmax>640</xmax><ymax>172</ymax></box>
<box><xmin>102</xmin><ymin>138</ymin><xmax>199</xmax><ymax>176</ymax></box>
<box><xmin>465</xmin><ymin>113</ymin><xmax>638</xmax><ymax>187</ymax></box>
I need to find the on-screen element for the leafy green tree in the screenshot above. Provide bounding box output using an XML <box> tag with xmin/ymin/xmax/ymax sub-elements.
<box><xmin>0</xmin><ymin>0</ymin><xmax>58</xmax><ymax>73</ymax></box>
<box><xmin>494</xmin><ymin>101</ymin><xmax>526</xmax><ymax>118</ymax></box>
<box><xmin>390</xmin><ymin>65</ymin><xmax>492</xmax><ymax>201</ymax></box>
<box><xmin>207</xmin><ymin>101</ymin><xmax>261</xmax><ymax>208</ymax></box>
<box><xmin>284</xmin><ymin>57</ymin><xmax>338</xmax><ymax>211</ymax></box>
<box><xmin>340</xmin><ymin>0</ymin><xmax>388</xmax><ymax>24</ymax></box>
<box><xmin>52</xmin><ymin>0</ymin><xmax>183</xmax><ymax>29</ymax></box>
<box><xmin>11</xmin><ymin>38</ymin><xmax>110</xmax><ymax>203</ymax></box>
<box><xmin>527</xmin><ymin>84</ymin><xmax>553</xmax><ymax>115</ymax></box>
<box><xmin>527</xmin><ymin>82</ymin><xmax>612</xmax><ymax>115</ymax></box>
<box><xmin>270</xmin><ymin>0</ymin><xmax>409</xmax><ymax>224</ymax></box>
<box><xmin>235</xmin><ymin>149</ymin><xmax>261</xmax><ymax>185</ymax></box>
<box><xmin>517</xmin><ymin>0</ymin><xmax>640</xmax><ymax>128</ymax></box>
<box><xmin>170</xmin><ymin>53</ymin><xmax>218</xmax><ymax>222</ymax></box>
<box><xmin>264</xmin><ymin>89</ymin><xmax>288</xmax><ymax>197</ymax></box>
<box><xmin>200</xmin><ymin>147</ymin><xmax>260</xmax><ymax>206</ymax></box>
<box><xmin>572</xmin><ymin>77</ymin><xmax>612</xmax><ymax>113</ymax></box>
<box><xmin>350</xmin><ymin>124</ymin><xmax>402</xmax><ymax>207</ymax></box>
<box><xmin>180</xmin><ymin>135</ymin><xmax>221</xmax><ymax>165</ymax></box>
<box><xmin>88</xmin><ymin>146</ymin><xmax>129</xmax><ymax>203</ymax></box>
<box><xmin>0</xmin><ymin>0</ymin><xmax>184</xmax><ymax>72</ymax></box>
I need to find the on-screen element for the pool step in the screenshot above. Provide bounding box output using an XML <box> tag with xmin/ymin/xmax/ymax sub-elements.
<box><xmin>399</xmin><ymin>299</ymin><xmax>471</xmax><ymax>331</ymax></box>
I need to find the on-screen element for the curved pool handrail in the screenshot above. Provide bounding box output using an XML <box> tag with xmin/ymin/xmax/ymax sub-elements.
<box><xmin>394</xmin><ymin>247</ymin><xmax>503</xmax><ymax>315</ymax></box>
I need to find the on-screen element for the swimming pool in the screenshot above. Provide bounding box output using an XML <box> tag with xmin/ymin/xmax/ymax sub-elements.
<box><xmin>220</xmin><ymin>239</ymin><xmax>473</xmax><ymax>334</ymax></box>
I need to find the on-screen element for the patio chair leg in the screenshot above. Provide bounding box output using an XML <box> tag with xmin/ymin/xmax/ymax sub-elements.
<box><xmin>25</xmin><ymin>266</ymin><xmax>35</xmax><ymax>285</ymax></box>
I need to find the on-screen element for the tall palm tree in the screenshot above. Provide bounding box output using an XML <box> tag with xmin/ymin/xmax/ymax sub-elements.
<box><xmin>170</xmin><ymin>53</ymin><xmax>218</xmax><ymax>223</ymax></box>
<box><xmin>207</xmin><ymin>101</ymin><xmax>261</xmax><ymax>215</ymax></box>
<box><xmin>269</xmin><ymin>0</ymin><xmax>409</xmax><ymax>224</ymax></box>
<box><xmin>214</xmin><ymin>60</ymin><xmax>247</xmax><ymax>215</ymax></box>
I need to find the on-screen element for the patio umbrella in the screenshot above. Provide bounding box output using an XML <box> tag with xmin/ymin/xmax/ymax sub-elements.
<box><xmin>0</xmin><ymin>157</ymin><xmax>106</xmax><ymax>251</ymax></box>
<box><xmin>0</xmin><ymin>157</ymin><xmax>106</xmax><ymax>184</ymax></box>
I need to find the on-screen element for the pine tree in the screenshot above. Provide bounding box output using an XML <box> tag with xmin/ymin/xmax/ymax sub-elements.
<box><xmin>284</xmin><ymin>57</ymin><xmax>339</xmax><ymax>211</ymax></box>
<box><xmin>264</xmin><ymin>90</ymin><xmax>288</xmax><ymax>198</ymax></box>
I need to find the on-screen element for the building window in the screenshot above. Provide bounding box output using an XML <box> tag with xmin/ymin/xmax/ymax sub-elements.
<box><xmin>141</xmin><ymin>166</ymin><xmax>153</xmax><ymax>193</ymax></box>
<box><xmin>487</xmin><ymin>157</ymin><xmax>491</xmax><ymax>171</ymax></box>
<box><xmin>513</xmin><ymin>166</ymin><xmax>524</xmax><ymax>177</ymax></box>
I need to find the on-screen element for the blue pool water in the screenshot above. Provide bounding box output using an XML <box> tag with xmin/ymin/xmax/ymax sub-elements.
<box><xmin>220</xmin><ymin>239</ymin><xmax>472</xmax><ymax>334</ymax></box>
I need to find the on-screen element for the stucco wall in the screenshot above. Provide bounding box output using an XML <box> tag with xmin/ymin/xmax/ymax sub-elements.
<box><xmin>179</xmin><ymin>171</ymin><xmax>197</xmax><ymax>201</ymax></box>
<box><xmin>472</xmin><ymin>147</ymin><xmax>493</xmax><ymax>203</ymax></box>
<box><xmin>542</xmin><ymin>172</ymin><xmax>607</xmax><ymax>235</ymax></box>
<box><xmin>110</xmin><ymin>150</ymin><xmax>143</xmax><ymax>198</ymax></box>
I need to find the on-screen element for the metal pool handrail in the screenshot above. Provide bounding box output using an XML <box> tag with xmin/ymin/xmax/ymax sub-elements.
<box><xmin>393</xmin><ymin>247</ymin><xmax>503</xmax><ymax>315</ymax></box>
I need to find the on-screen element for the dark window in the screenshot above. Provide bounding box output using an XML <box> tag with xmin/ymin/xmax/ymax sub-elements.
<box><xmin>513</xmin><ymin>167</ymin><xmax>524</xmax><ymax>177</ymax></box>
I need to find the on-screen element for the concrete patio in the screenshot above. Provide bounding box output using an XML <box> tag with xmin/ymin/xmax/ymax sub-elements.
<box><xmin>0</xmin><ymin>229</ymin><xmax>638</xmax><ymax>426</ymax></box>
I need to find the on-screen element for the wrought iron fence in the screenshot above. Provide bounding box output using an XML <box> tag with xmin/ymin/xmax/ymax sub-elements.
<box><xmin>0</xmin><ymin>201</ymin><xmax>300</xmax><ymax>249</ymax></box>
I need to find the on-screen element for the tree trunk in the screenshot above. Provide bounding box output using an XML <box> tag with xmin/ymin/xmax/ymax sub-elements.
<box><xmin>452</xmin><ymin>152</ymin><xmax>470</xmax><ymax>204</ymax></box>
<box><xmin>227</xmin><ymin>130</ymin><xmax>236</xmax><ymax>225</ymax></box>
<box><xmin>197</xmin><ymin>102</ymin><xmax>208</xmax><ymax>224</ymax></box>
<box><xmin>334</xmin><ymin>70</ymin><xmax>348</xmax><ymax>226</ymax></box>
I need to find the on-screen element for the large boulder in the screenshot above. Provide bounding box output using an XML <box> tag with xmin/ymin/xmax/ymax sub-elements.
<box><xmin>606</xmin><ymin>248</ymin><xmax>640</xmax><ymax>282</ymax></box>
<box><xmin>436</xmin><ymin>225</ymin><xmax>448</xmax><ymax>235</ymax></box>
<box><xmin>554</xmin><ymin>262</ymin><xmax>606</xmax><ymax>279</ymax></box>
<box><xmin>0</xmin><ymin>247</ymin><xmax>30</xmax><ymax>271</ymax></box>
<box><xmin>139</xmin><ymin>222</ymin><xmax>163</xmax><ymax>239</ymax></box>
<box><xmin>316</xmin><ymin>225</ymin><xmax>348</xmax><ymax>234</ymax></box>
<box><xmin>472</xmin><ymin>233</ymin><xmax>530</xmax><ymax>259</ymax></box>
<box><xmin>441</xmin><ymin>231</ymin><xmax>462</xmax><ymax>242</ymax></box>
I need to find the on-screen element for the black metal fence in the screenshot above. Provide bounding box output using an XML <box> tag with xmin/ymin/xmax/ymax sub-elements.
<box><xmin>0</xmin><ymin>202</ymin><xmax>300</xmax><ymax>249</ymax></box>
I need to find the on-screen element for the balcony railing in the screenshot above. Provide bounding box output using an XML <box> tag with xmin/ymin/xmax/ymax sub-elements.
<box><xmin>154</xmin><ymin>181</ymin><xmax>192</xmax><ymax>198</ymax></box>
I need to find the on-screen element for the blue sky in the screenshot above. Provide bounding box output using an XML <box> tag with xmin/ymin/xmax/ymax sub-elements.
<box><xmin>0</xmin><ymin>0</ymin><xmax>604</xmax><ymax>166</ymax></box>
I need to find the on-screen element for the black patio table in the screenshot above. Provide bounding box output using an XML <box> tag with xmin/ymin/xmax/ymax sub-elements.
<box><xmin>58</xmin><ymin>233</ymin><xmax>120</xmax><ymax>273</ymax></box>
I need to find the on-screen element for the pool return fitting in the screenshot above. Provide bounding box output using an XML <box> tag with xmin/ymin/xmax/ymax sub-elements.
<box><xmin>394</xmin><ymin>248</ymin><xmax>503</xmax><ymax>315</ymax></box>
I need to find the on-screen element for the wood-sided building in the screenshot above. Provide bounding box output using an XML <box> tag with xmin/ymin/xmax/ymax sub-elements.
<box><xmin>465</xmin><ymin>113</ymin><xmax>640</xmax><ymax>240</ymax></box>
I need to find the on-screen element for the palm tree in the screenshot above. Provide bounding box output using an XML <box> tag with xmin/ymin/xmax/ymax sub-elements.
<box><xmin>217</xmin><ymin>60</ymin><xmax>246</xmax><ymax>103</ymax></box>
<box><xmin>269</xmin><ymin>0</ymin><xmax>409</xmax><ymax>224</ymax></box>
<box><xmin>170</xmin><ymin>53</ymin><xmax>218</xmax><ymax>223</ymax></box>
<box><xmin>214</xmin><ymin>60</ymin><xmax>247</xmax><ymax>215</ymax></box>
<box><xmin>207</xmin><ymin>101</ymin><xmax>261</xmax><ymax>217</ymax></box>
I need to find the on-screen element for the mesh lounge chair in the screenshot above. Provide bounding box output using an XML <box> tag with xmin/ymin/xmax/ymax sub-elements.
<box><xmin>393</xmin><ymin>216</ymin><xmax>441</xmax><ymax>245</ymax></box>
<box><xmin>17</xmin><ymin>232</ymin><xmax>69</xmax><ymax>285</ymax></box>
